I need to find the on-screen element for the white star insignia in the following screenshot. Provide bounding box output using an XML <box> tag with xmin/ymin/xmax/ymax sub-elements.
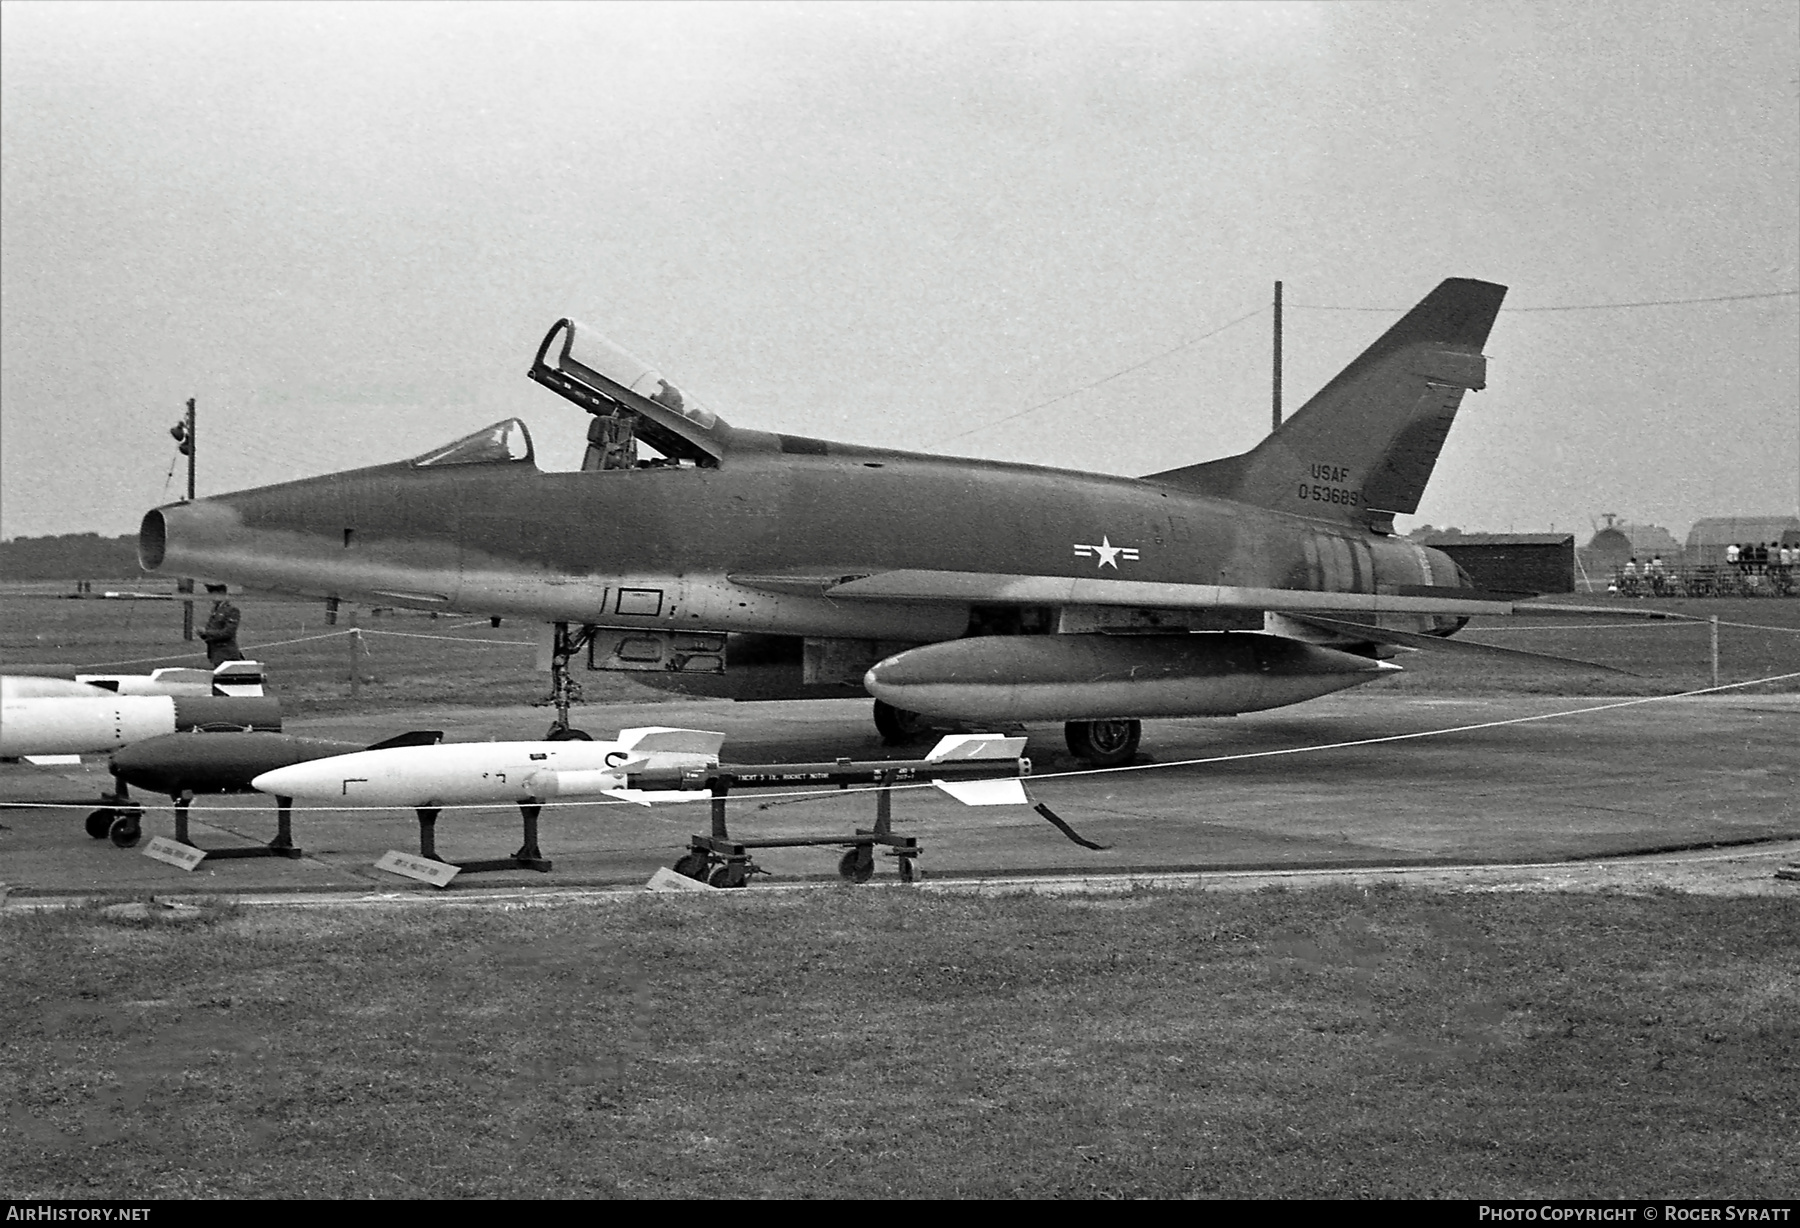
<box><xmin>1072</xmin><ymin>536</ymin><xmax>1141</xmax><ymax>570</ymax></box>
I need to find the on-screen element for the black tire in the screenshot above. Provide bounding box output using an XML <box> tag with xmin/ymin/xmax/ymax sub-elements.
<box><xmin>838</xmin><ymin>846</ymin><xmax>875</xmax><ymax>884</ymax></box>
<box><xmin>109</xmin><ymin>814</ymin><xmax>143</xmax><ymax>849</ymax></box>
<box><xmin>708</xmin><ymin>862</ymin><xmax>747</xmax><ymax>889</ymax></box>
<box><xmin>1064</xmin><ymin>719</ymin><xmax>1141</xmax><ymax>768</ymax></box>
<box><xmin>873</xmin><ymin>700</ymin><xmax>927</xmax><ymax>744</ymax></box>
<box><xmin>546</xmin><ymin>726</ymin><xmax>592</xmax><ymax>742</ymax></box>
<box><xmin>672</xmin><ymin>851</ymin><xmax>711</xmax><ymax>881</ymax></box>
<box><xmin>86</xmin><ymin>809</ymin><xmax>117</xmax><ymax>839</ymax></box>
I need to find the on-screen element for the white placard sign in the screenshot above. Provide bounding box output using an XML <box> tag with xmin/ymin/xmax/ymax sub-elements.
<box><xmin>645</xmin><ymin>866</ymin><xmax>715</xmax><ymax>893</ymax></box>
<box><xmin>375</xmin><ymin>850</ymin><xmax>460</xmax><ymax>887</ymax></box>
<box><xmin>143</xmin><ymin>837</ymin><xmax>206</xmax><ymax>872</ymax></box>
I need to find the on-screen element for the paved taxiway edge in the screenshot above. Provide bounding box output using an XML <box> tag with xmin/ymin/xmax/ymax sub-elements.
<box><xmin>7</xmin><ymin>837</ymin><xmax>1797</xmax><ymax>911</ymax></box>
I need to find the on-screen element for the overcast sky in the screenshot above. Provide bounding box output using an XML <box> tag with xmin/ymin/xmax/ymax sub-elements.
<box><xmin>3</xmin><ymin>0</ymin><xmax>1796</xmax><ymax>546</ymax></box>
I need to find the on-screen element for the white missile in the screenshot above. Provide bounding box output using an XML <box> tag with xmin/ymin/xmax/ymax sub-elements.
<box><xmin>250</xmin><ymin>726</ymin><xmax>726</xmax><ymax>808</ymax></box>
<box><xmin>0</xmin><ymin>675</ymin><xmax>281</xmax><ymax>759</ymax></box>
<box><xmin>77</xmin><ymin>660</ymin><xmax>265</xmax><ymax>698</ymax></box>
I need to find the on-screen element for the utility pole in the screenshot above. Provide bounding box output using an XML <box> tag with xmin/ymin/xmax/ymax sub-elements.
<box><xmin>1271</xmin><ymin>280</ymin><xmax>1283</xmax><ymax>433</ymax></box>
<box><xmin>171</xmin><ymin>398</ymin><xmax>197</xmax><ymax>640</ymax></box>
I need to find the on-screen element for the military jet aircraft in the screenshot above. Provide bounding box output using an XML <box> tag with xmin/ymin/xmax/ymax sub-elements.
<box><xmin>139</xmin><ymin>277</ymin><xmax>1600</xmax><ymax>766</ymax></box>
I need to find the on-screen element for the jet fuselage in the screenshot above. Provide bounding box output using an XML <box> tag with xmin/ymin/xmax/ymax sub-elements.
<box><xmin>142</xmin><ymin>429</ymin><xmax>1463</xmax><ymax>642</ymax></box>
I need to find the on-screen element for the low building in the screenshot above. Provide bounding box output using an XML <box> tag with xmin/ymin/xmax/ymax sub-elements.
<box><xmin>1414</xmin><ymin>533</ymin><xmax>1575</xmax><ymax>595</ymax></box>
<box><xmin>1685</xmin><ymin>516</ymin><xmax>1800</xmax><ymax>566</ymax></box>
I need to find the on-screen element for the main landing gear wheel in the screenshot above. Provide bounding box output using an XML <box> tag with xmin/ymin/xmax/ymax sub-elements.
<box><xmin>86</xmin><ymin>809</ymin><xmax>117</xmax><ymax>839</ymax></box>
<box><xmin>108</xmin><ymin>811</ymin><xmax>144</xmax><ymax>849</ymax></box>
<box><xmin>838</xmin><ymin>846</ymin><xmax>876</xmax><ymax>884</ymax></box>
<box><xmin>1065</xmin><ymin>719</ymin><xmax>1141</xmax><ymax>768</ymax></box>
<box><xmin>546</xmin><ymin>726</ymin><xmax>592</xmax><ymax>742</ymax></box>
<box><xmin>873</xmin><ymin>700</ymin><xmax>928</xmax><ymax>745</ymax></box>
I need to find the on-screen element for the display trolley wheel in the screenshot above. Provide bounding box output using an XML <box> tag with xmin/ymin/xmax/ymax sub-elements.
<box><xmin>708</xmin><ymin>862</ymin><xmax>748</xmax><ymax>889</ymax></box>
<box><xmin>108</xmin><ymin>812</ymin><xmax>144</xmax><ymax>849</ymax></box>
<box><xmin>838</xmin><ymin>846</ymin><xmax>876</xmax><ymax>884</ymax></box>
<box><xmin>672</xmin><ymin>850</ymin><xmax>712</xmax><ymax>882</ymax></box>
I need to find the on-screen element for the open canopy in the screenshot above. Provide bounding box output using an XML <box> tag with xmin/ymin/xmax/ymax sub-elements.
<box><xmin>529</xmin><ymin>318</ymin><xmax>727</xmax><ymax>467</ymax></box>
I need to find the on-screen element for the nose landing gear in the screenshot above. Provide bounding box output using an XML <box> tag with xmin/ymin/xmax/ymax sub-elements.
<box><xmin>543</xmin><ymin>620</ymin><xmax>599</xmax><ymax>740</ymax></box>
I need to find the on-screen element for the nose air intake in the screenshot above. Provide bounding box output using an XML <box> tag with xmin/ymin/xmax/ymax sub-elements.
<box><xmin>139</xmin><ymin>509</ymin><xmax>167</xmax><ymax>571</ymax></box>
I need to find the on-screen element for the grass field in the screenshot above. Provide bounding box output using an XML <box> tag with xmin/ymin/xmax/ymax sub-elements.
<box><xmin>2</xmin><ymin>886</ymin><xmax>1795</xmax><ymax>1199</ymax></box>
<box><xmin>4</xmin><ymin>586</ymin><xmax>1798</xmax><ymax>720</ymax></box>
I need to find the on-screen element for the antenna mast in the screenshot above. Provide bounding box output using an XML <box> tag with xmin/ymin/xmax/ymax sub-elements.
<box><xmin>1271</xmin><ymin>280</ymin><xmax>1283</xmax><ymax>432</ymax></box>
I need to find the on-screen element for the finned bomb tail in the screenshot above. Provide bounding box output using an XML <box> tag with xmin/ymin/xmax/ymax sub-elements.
<box><xmin>1146</xmin><ymin>278</ymin><xmax>1506</xmax><ymax>531</ymax></box>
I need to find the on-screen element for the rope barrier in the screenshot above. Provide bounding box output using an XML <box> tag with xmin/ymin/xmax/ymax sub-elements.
<box><xmin>64</xmin><ymin>627</ymin><xmax>534</xmax><ymax>670</ymax></box>
<box><xmin>24</xmin><ymin>668</ymin><xmax>1797</xmax><ymax>817</ymax></box>
<box><xmin>1469</xmin><ymin>619</ymin><xmax>1799</xmax><ymax>637</ymax></box>
<box><xmin>66</xmin><ymin>630</ymin><xmax>355</xmax><ymax>670</ymax></box>
<box><xmin>357</xmin><ymin>629</ymin><xmax>534</xmax><ymax>646</ymax></box>
<box><xmin>1712</xmin><ymin>619</ymin><xmax>1800</xmax><ymax>635</ymax></box>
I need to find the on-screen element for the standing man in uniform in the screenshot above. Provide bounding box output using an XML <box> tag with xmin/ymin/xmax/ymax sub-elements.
<box><xmin>199</xmin><ymin>584</ymin><xmax>243</xmax><ymax>665</ymax></box>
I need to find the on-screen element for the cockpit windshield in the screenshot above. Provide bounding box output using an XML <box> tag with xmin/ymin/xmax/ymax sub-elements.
<box><xmin>410</xmin><ymin>418</ymin><xmax>534</xmax><ymax>468</ymax></box>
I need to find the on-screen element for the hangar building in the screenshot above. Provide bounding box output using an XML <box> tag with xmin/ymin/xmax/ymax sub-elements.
<box><xmin>1685</xmin><ymin>516</ymin><xmax>1800</xmax><ymax>566</ymax></box>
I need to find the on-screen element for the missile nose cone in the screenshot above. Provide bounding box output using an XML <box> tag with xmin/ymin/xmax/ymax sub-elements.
<box><xmin>250</xmin><ymin>765</ymin><xmax>301</xmax><ymax>795</ymax></box>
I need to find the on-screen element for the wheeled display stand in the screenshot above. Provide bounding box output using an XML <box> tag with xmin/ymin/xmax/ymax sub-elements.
<box><xmin>667</xmin><ymin>767</ymin><xmax>923</xmax><ymax>888</ymax></box>
<box><xmin>632</xmin><ymin>753</ymin><xmax>1104</xmax><ymax>888</ymax></box>
<box><xmin>85</xmin><ymin>786</ymin><xmax>303</xmax><ymax>859</ymax></box>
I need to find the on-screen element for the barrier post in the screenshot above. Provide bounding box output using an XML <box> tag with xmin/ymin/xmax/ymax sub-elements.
<box><xmin>1710</xmin><ymin>615</ymin><xmax>1720</xmax><ymax>688</ymax></box>
<box><xmin>348</xmin><ymin>617</ymin><xmax>362</xmax><ymax>702</ymax></box>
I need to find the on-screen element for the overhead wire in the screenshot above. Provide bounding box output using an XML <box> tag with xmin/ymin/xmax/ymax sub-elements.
<box><xmin>929</xmin><ymin>305</ymin><xmax>1265</xmax><ymax>444</ymax></box>
<box><xmin>927</xmin><ymin>286</ymin><xmax>1795</xmax><ymax>445</ymax></box>
<box><xmin>1294</xmin><ymin>289</ymin><xmax>1798</xmax><ymax>313</ymax></box>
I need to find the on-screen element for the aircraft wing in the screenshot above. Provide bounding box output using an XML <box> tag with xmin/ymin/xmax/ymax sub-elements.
<box><xmin>738</xmin><ymin>569</ymin><xmax>1525</xmax><ymax>618</ymax></box>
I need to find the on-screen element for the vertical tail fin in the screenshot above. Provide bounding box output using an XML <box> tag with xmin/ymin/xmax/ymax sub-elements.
<box><xmin>1146</xmin><ymin>278</ymin><xmax>1507</xmax><ymax>531</ymax></box>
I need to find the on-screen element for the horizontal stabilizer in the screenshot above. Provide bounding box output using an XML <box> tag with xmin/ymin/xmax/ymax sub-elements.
<box><xmin>925</xmin><ymin>734</ymin><xmax>1028</xmax><ymax>762</ymax></box>
<box><xmin>1284</xmin><ymin>614</ymin><xmax>1635</xmax><ymax>674</ymax></box>
<box><xmin>933</xmin><ymin>777</ymin><xmax>1031</xmax><ymax>807</ymax></box>
<box><xmin>1511</xmin><ymin>602</ymin><xmax>1700</xmax><ymax>622</ymax></box>
<box><xmin>1385</xmin><ymin>584</ymin><xmax>1539</xmax><ymax>603</ymax></box>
